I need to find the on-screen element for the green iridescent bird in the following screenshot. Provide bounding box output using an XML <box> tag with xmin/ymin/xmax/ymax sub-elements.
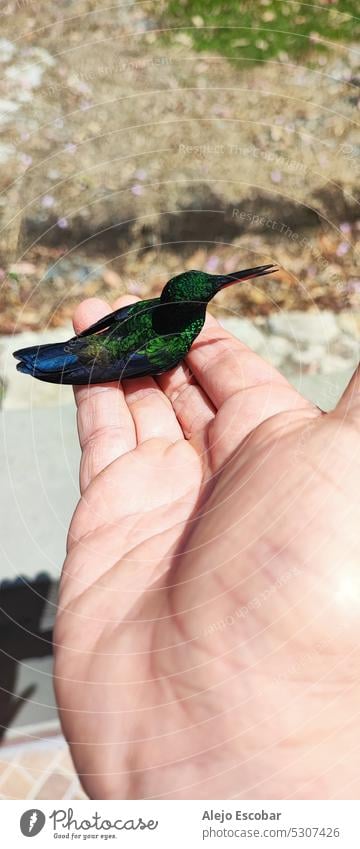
<box><xmin>13</xmin><ymin>264</ymin><xmax>277</xmax><ymax>385</ymax></box>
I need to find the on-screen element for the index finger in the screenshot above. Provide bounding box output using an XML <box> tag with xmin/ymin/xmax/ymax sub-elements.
<box><xmin>72</xmin><ymin>297</ymin><xmax>137</xmax><ymax>493</ymax></box>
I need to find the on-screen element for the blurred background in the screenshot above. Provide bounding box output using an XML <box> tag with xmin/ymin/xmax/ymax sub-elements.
<box><xmin>0</xmin><ymin>0</ymin><xmax>359</xmax><ymax>799</ymax></box>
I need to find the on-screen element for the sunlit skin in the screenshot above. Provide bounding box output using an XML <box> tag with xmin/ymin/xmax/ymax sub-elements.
<box><xmin>54</xmin><ymin>293</ymin><xmax>360</xmax><ymax>800</ymax></box>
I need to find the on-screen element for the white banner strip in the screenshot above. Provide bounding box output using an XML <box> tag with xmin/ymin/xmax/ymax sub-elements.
<box><xmin>1</xmin><ymin>799</ymin><xmax>359</xmax><ymax>847</ymax></box>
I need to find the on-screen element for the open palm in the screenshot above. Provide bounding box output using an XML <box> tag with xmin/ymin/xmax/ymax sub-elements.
<box><xmin>54</xmin><ymin>294</ymin><xmax>360</xmax><ymax>800</ymax></box>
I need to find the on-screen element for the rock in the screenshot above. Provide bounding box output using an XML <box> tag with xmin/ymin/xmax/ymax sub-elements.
<box><xmin>320</xmin><ymin>354</ymin><xmax>355</xmax><ymax>375</ymax></box>
<box><xmin>263</xmin><ymin>335</ymin><xmax>292</xmax><ymax>367</ymax></box>
<box><xmin>267</xmin><ymin>310</ymin><xmax>339</xmax><ymax>344</ymax></box>
<box><xmin>9</xmin><ymin>262</ymin><xmax>37</xmax><ymax>275</ymax></box>
<box><xmin>219</xmin><ymin>316</ymin><xmax>265</xmax><ymax>352</ymax></box>
<box><xmin>0</xmin><ymin>143</ymin><xmax>15</xmax><ymax>164</ymax></box>
<box><xmin>330</xmin><ymin>333</ymin><xmax>360</xmax><ymax>359</ymax></box>
<box><xmin>290</xmin><ymin>344</ymin><xmax>325</xmax><ymax>367</ymax></box>
<box><xmin>337</xmin><ymin>312</ymin><xmax>360</xmax><ymax>337</ymax></box>
<box><xmin>0</xmin><ymin>39</ymin><xmax>16</xmax><ymax>64</ymax></box>
<box><xmin>0</xmin><ymin>99</ymin><xmax>20</xmax><ymax>127</ymax></box>
<box><xmin>6</xmin><ymin>63</ymin><xmax>44</xmax><ymax>89</ymax></box>
<box><xmin>25</xmin><ymin>47</ymin><xmax>56</xmax><ymax>68</ymax></box>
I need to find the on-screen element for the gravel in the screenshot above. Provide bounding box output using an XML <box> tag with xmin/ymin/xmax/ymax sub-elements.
<box><xmin>219</xmin><ymin>316</ymin><xmax>266</xmax><ymax>353</ymax></box>
<box><xmin>267</xmin><ymin>311</ymin><xmax>340</xmax><ymax>345</ymax></box>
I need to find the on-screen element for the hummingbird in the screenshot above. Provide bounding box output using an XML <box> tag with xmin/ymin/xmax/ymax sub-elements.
<box><xmin>13</xmin><ymin>264</ymin><xmax>277</xmax><ymax>385</ymax></box>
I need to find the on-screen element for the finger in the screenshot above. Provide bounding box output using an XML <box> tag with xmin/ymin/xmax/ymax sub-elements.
<box><xmin>157</xmin><ymin>311</ymin><xmax>217</xmax><ymax>442</ymax></box>
<box><xmin>186</xmin><ymin>312</ymin><xmax>313</xmax><ymax>411</ymax></box>
<box><xmin>186</xmin><ymin>313</ymin><xmax>318</xmax><ymax>470</ymax></box>
<box><xmin>157</xmin><ymin>361</ymin><xmax>215</xmax><ymax>441</ymax></box>
<box><xmin>72</xmin><ymin>297</ymin><xmax>136</xmax><ymax>492</ymax></box>
<box><xmin>155</xmin><ymin>315</ymin><xmax>216</xmax><ymax>459</ymax></box>
<box><xmin>110</xmin><ymin>295</ymin><xmax>183</xmax><ymax>444</ymax></box>
<box><xmin>123</xmin><ymin>376</ymin><xmax>183</xmax><ymax>444</ymax></box>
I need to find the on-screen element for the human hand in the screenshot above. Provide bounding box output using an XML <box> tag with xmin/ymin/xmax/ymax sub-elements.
<box><xmin>54</xmin><ymin>294</ymin><xmax>360</xmax><ymax>799</ymax></box>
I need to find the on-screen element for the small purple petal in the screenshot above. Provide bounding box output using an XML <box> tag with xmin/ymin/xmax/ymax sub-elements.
<box><xmin>75</xmin><ymin>81</ymin><xmax>91</xmax><ymax>95</ymax></box>
<box><xmin>134</xmin><ymin>169</ymin><xmax>147</xmax><ymax>180</ymax></box>
<box><xmin>131</xmin><ymin>184</ymin><xmax>143</xmax><ymax>196</ymax></box>
<box><xmin>336</xmin><ymin>241</ymin><xmax>349</xmax><ymax>256</ymax></box>
<box><xmin>340</xmin><ymin>222</ymin><xmax>351</xmax><ymax>234</ymax></box>
<box><xmin>206</xmin><ymin>255</ymin><xmax>220</xmax><ymax>272</ymax></box>
<box><xmin>271</xmin><ymin>170</ymin><xmax>282</xmax><ymax>183</ymax></box>
<box><xmin>41</xmin><ymin>194</ymin><xmax>55</xmax><ymax>208</ymax></box>
<box><xmin>348</xmin><ymin>279</ymin><xmax>360</xmax><ymax>293</ymax></box>
<box><xmin>128</xmin><ymin>281</ymin><xmax>142</xmax><ymax>294</ymax></box>
<box><xmin>57</xmin><ymin>217</ymin><xmax>69</xmax><ymax>229</ymax></box>
<box><xmin>20</xmin><ymin>153</ymin><xmax>32</xmax><ymax>167</ymax></box>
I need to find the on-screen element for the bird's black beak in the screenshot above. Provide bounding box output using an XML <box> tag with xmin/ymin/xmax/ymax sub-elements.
<box><xmin>214</xmin><ymin>263</ymin><xmax>278</xmax><ymax>290</ymax></box>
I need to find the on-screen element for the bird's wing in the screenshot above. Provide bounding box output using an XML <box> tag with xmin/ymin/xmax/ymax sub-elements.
<box><xmin>77</xmin><ymin>299</ymin><xmax>157</xmax><ymax>338</ymax></box>
<box><xmin>121</xmin><ymin>338</ymin><xmax>183</xmax><ymax>379</ymax></box>
<box><xmin>121</xmin><ymin>350</ymin><xmax>163</xmax><ymax>378</ymax></box>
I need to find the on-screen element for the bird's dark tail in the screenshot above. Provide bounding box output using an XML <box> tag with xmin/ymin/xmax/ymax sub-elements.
<box><xmin>13</xmin><ymin>340</ymin><xmax>81</xmax><ymax>384</ymax></box>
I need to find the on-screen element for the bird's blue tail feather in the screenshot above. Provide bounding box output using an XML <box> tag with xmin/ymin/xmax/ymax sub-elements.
<box><xmin>13</xmin><ymin>341</ymin><xmax>79</xmax><ymax>380</ymax></box>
